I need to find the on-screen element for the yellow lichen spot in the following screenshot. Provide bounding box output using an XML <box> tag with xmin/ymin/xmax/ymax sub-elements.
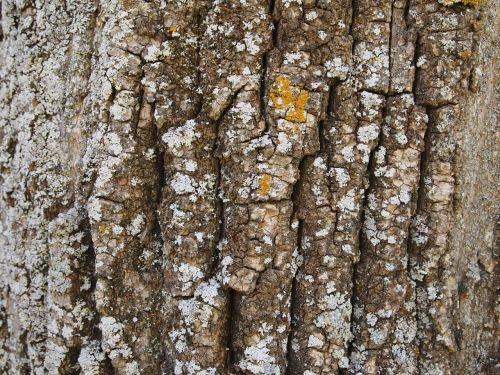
<box><xmin>258</xmin><ymin>174</ymin><xmax>272</xmax><ymax>196</ymax></box>
<box><xmin>270</xmin><ymin>76</ymin><xmax>294</xmax><ymax>108</ymax></box>
<box><xmin>99</xmin><ymin>224</ymin><xmax>107</xmax><ymax>234</ymax></box>
<box><xmin>462</xmin><ymin>0</ymin><xmax>483</xmax><ymax>5</ymax></box>
<box><xmin>459</xmin><ymin>50</ymin><xmax>472</xmax><ymax>59</ymax></box>
<box><xmin>168</xmin><ymin>25</ymin><xmax>178</xmax><ymax>32</ymax></box>
<box><xmin>285</xmin><ymin>89</ymin><xmax>308</xmax><ymax>122</ymax></box>
<box><xmin>270</xmin><ymin>76</ymin><xmax>309</xmax><ymax>123</ymax></box>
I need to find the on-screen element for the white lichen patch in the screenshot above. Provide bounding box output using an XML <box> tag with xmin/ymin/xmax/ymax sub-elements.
<box><xmin>78</xmin><ymin>341</ymin><xmax>107</xmax><ymax>375</ymax></box>
<box><xmin>307</xmin><ymin>334</ymin><xmax>324</xmax><ymax>348</ymax></box>
<box><xmin>357</xmin><ymin>124</ymin><xmax>379</xmax><ymax>143</ymax></box>
<box><xmin>325</xmin><ymin>57</ymin><xmax>350</xmax><ymax>80</ymax></box>
<box><xmin>314</xmin><ymin>291</ymin><xmax>353</xmax><ymax>343</ymax></box>
<box><xmin>162</xmin><ymin>120</ymin><xmax>200</xmax><ymax>156</ymax></box>
<box><xmin>238</xmin><ymin>337</ymin><xmax>280</xmax><ymax>374</ymax></box>
<box><xmin>231</xmin><ymin>101</ymin><xmax>257</xmax><ymax>124</ymax></box>
<box><xmin>466</xmin><ymin>262</ymin><xmax>481</xmax><ymax>281</ymax></box>
<box><xmin>87</xmin><ymin>198</ymin><xmax>103</xmax><ymax>223</ymax></box>
<box><xmin>337</xmin><ymin>190</ymin><xmax>357</xmax><ymax>212</ymax></box>
<box><xmin>305</xmin><ymin>11</ymin><xmax>318</xmax><ymax>21</ymax></box>
<box><xmin>171</xmin><ymin>173</ymin><xmax>197</xmax><ymax>195</ymax></box>
<box><xmin>99</xmin><ymin>316</ymin><xmax>137</xmax><ymax>370</ymax></box>
<box><xmin>184</xmin><ymin>160</ymin><xmax>198</xmax><ymax>172</ymax></box>
<box><xmin>411</xmin><ymin>215</ymin><xmax>429</xmax><ymax>246</ymax></box>
<box><xmin>127</xmin><ymin>213</ymin><xmax>145</xmax><ymax>236</ymax></box>
<box><xmin>243</xmin><ymin>32</ymin><xmax>263</xmax><ymax>55</ymax></box>
<box><xmin>313</xmin><ymin>156</ymin><xmax>327</xmax><ymax>171</ymax></box>
<box><xmin>341</xmin><ymin>145</ymin><xmax>355</xmax><ymax>162</ymax></box>
<box><xmin>174</xmin><ymin>263</ymin><xmax>204</xmax><ymax>291</ymax></box>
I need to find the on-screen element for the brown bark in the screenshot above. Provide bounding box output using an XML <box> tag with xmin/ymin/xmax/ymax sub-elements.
<box><xmin>0</xmin><ymin>0</ymin><xmax>498</xmax><ymax>374</ymax></box>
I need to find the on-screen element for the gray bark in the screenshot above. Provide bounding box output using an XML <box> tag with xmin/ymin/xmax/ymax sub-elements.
<box><xmin>0</xmin><ymin>0</ymin><xmax>498</xmax><ymax>374</ymax></box>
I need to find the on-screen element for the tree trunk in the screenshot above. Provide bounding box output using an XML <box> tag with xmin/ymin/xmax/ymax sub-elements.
<box><xmin>0</xmin><ymin>0</ymin><xmax>498</xmax><ymax>374</ymax></box>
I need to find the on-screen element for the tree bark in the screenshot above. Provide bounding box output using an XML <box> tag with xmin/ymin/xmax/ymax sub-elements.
<box><xmin>0</xmin><ymin>0</ymin><xmax>498</xmax><ymax>374</ymax></box>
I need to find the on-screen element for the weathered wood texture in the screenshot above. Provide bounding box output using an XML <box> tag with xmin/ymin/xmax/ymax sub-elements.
<box><xmin>0</xmin><ymin>0</ymin><xmax>498</xmax><ymax>374</ymax></box>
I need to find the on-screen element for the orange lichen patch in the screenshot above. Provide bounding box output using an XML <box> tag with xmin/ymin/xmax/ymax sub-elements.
<box><xmin>270</xmin><ymin>76</ymin><xmax>309</xmax><ymax>123</ymax></box>
<box><xmin>459</xmin><ymin>50</ymin><xmax>472</xmax><ymax>59</ymax></box>
<box><xmin>461</xmin><ymin>0</ymin><xmax>483</xmax><ymax>5</ymax></box>
<box><xmin>270</xmin><ymin>76</ymin><xmax>294</xmax><ymax>108</ymax></box>
<box><xmin>168</xmin><ymin>25</ymin><xmax>178</xmax><ymax>32</ymax></box>
<box><xmin>258</xmin><ymin>174</ymin><xmax>272</xmax><ymax>195</ymax></box>
<box><xmin>286</xmin><ymin>89</ymin><xmax>308</xmax><ymax>122</ymax></box>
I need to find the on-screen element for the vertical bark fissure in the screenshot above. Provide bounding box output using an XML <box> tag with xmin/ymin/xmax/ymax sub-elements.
<box><xmin>225</xmin><ymin>289</ymin><xmax>237</xmax><ymax>369</ymax></box>
<box><xmin>388</xmin><ymin>1</ymin><xmax>395</xmax><ymax>91</ymax></box>
<box><xmin>151</xmin><ymin>97</ymin><xmax>170</xmax><ymax>372</ymax></box>
<box><xmin>343</xmin><ymin>1</ymin><xmax>358</xmax><ymax>368</ymax></box>
<box><xmin>212</xmin><ymin>133</ymin><xmax>225</xmax><ymax>278</ymax></box>
<box><xmin>133</xmin><ymin>64</ymin><xmax>147</xmax><ymax>140</ymax></box>
<box><xmin>212</xmin><ymin>85</ymin><xmax>244</xmax><ymax>275</ymax></box>
<box><xmin>349</xmin><ymin>0</ymin><xmax>357</xmax><ymax>49</ymax></box>
<box><xmin>260</xmin><ymin>0</ymin><xmax>277</xmax><ymax>134</ymax></box>
<box><xmin>68</xmin><ymin>4</ymin><xmax>108</xmax><ymax>368</ymax></box>
<box><xmin>346</xmin><ymin>103</ymin><xmax>385</xmax><ymax>358</ymax></box>
<box><xmin>408</xmin><ymin>105</ymin><xmax>432</xmax><ymax>370</ymax></box>
<box><xmin>285</xmin><ymin>76</ymin><xmax>341</xmax><ymax>373</ymax></box>
<box><xmin>323</xmin><ymin>82</ymin><xmax>339</xmax><ymax>226</ymax></box>
<box><xmin>408</xmin><ymin>21</ymin><xmax>427</xmax><ymax>368</ymax></box>
<box><xmin>194</xmin><ymin>1</ymin><xmax>204</xmax><ymax>117</ymax></box>
<box><xmin>213</xmin><ymin>154</ymin><xmax>225</xmax><ymax>276</ymax></box>
<box><xmin>18</xmin><ymin>331</ymin><xmax>31</xmax><ymax>374</ymax></box>
<box><xmin>284</xmin><ymin>220</ymin><xmax>303</xmax><ymax>375</ymax></box>
<box><xmin>323</xmin><ymin>81</ymin><xmax>340</xmax><ymax>165</ymax></box>
<box><xmin>82</xmin><ymin>213</ymin><xmax>114</xmax><ymax>374</ymax></box>
<box><xmin>318</xmin><ymin>85</ymin><xmax>334</xmax><ymax>154</ymax></box>
<box><xmin>403</xmin><ymin>0</ymin><xmax>412</xmax><ymax>23</ymax></box>
<box><xmin>0</xmin><ymin>1</ymin><xmax>3</xmax><ymax>42</ymax></box>
<box><xmin>285</xmin><ymin>153</ymin><xmax>307</xmax><ymax>374</ymax></box>
<box><xmin>214</xmin><ymin>86</ymin><xmax>245</xmax><ymax>371</ymax></box>
<box><xmin>152</xmin><ymin>101</ymin><xmax>165</xmax><ymax>248</ymax></box>
<box><xmin>415</xmin><ymin>108</ymin><xmax>432</xmax><ymax>215</ymax></box>
<box><xmin>411</xmin><ymin>33</ymin><xmax>421</xmax><ymax>99</ymax></box>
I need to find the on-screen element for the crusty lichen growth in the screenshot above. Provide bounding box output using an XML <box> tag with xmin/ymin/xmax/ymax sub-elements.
<box><xmin>270</xmin><ymin>76</ymin><xmax>309</xmax><ymax>123</ymax></box>
<box><xmin>257</xmin><ymin>174</ymin><xmax>272</xmax><ymax>196</ymax></box>
<box><xmin>0</xmin><ymin>0</ymin><xmax>497</xmax><ymax>374</ymax></box>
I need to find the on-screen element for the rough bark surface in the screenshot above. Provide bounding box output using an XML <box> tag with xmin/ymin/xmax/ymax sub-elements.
<box><xmin>0</xmin><ymin>0</ymin><xmax>498</xmax><ymax>374</ymax></box>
